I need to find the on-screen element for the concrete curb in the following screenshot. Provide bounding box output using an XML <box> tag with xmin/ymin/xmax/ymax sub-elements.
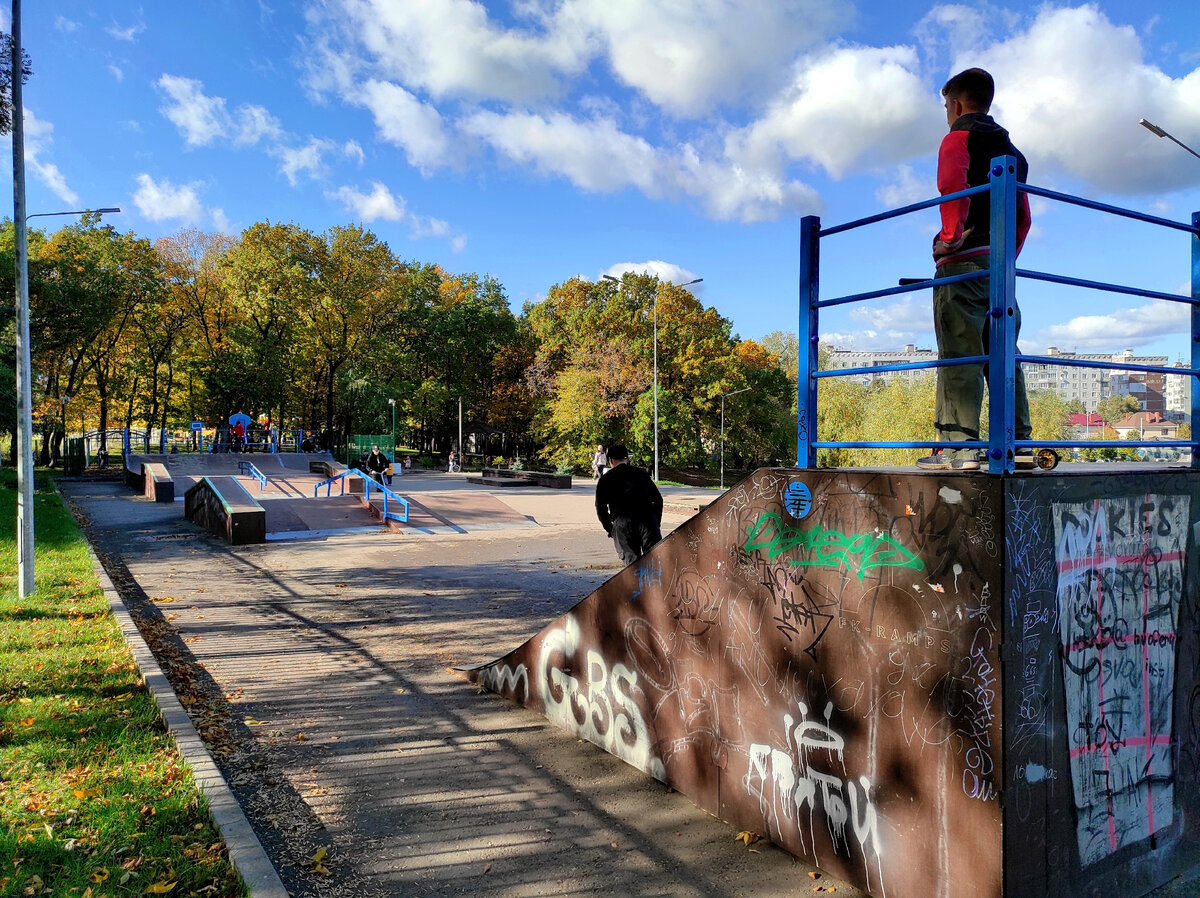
<box><xmin>59</xmin><ymin>488</ymin><xmax>289</xmax><ymax>898</ymax></box>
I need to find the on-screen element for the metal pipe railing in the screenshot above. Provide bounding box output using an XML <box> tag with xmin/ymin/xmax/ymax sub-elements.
<box><xmin>798</xmin><ymin>157</ymin><xmax>1200</xmax><ymax>473</ymax></box>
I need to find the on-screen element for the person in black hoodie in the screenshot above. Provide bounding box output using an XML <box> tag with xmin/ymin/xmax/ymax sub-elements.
<box><xmin>917</xmin><ymin>67</ymin><xmax>1034</xmax><ymax>471</ymax></box>
<box><xmin>595</xmin><ymin>444</ymin><xmax>663</xmax><ymax>565</ymax></box>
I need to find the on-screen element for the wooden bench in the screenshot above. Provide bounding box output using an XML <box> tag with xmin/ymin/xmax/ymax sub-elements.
<box><xmin>184</xmin><ymin>476</ymin><xmax>266</xmax><ymax>545</ymax></box>
<box><xmin>143</xmin><ymin>462</ymin><xmax>175</xmax><ymax>503</ymax></box>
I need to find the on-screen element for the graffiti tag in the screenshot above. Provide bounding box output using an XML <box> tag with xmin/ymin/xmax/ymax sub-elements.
<box><xmin>744</xmin><ymin>512</ymin><xmax>924</xmax><ymax>580</ymax></box>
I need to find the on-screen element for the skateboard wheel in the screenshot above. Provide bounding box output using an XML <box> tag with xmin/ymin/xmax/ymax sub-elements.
<box><xmin>1035</xmin><ymin>448</ymin><xmax>1059</xmax><ymax>470</ymax></box>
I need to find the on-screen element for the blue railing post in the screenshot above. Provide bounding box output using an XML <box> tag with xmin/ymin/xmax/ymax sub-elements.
<box><xmin>1192</xmin><ymin>211</ymin><xmax>1199</xmax><ymax>469</ymax></box>
<box><xmin>798</xmin><ymin>215</ymin><xmax>820</xmax><ymax>468</ymax></box>
<box><xmin>986</xmin><ymin>156</ymin><xmax>1019</xmax><ymax>474</ymax></box>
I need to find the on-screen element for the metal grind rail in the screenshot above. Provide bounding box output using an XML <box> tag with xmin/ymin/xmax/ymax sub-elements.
<box><xmin>238</xmin><ymin>460</ymin><xmax>268</xmax><ymax>491</ymax></box>
<box><xmin>313</xmin><ymin>468</ymin><xmax>409</xmax><ymax>524</ymax></box>
<box><xmin>798</xmin><ymin>154</ymin><xmax>1200</xmax><ymax>473</ymax></box>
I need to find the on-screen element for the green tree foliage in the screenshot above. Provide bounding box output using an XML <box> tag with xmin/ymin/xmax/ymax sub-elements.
<box><xmin>526</xmin><ymin>273</ymin><xmax>792</xmax><ymax>473</ymax></box>
<box><xmin>1097</xmin><ymin>393</ymin><xmax>1141</xmax><ymax>428</ymax></box>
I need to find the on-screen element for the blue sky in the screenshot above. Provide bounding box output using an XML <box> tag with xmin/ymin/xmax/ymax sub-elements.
<box><xmin>6</xmin><ymin>1</ymin><xmax>1200</xmax><ymax>363</ymax></box>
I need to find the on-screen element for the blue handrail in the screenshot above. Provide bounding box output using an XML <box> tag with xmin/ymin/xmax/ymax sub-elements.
<box><xmin>312</xmin><ymin>469</ymin><xmax>409</xmax><ymax>524</ymax></box>
<box><xmin>362</xmin><ymin>476</ymin><xmax>410</xmax><ymax>524</ymax></box>
<box><xmin>798</xmin><ymin>156</ymin><xmax>1200</xmax><ymax>473</ymax></box>
<box><xmin>238</xmin><ymin>460</ymin><xmax>267</xmax><ymax>491</ymax></box>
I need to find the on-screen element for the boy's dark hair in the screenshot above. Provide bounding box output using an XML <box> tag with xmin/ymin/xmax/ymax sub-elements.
<box><xmin>942</xmin><ymin>68</ymin><xmax>994</xmax><ymax>110</ymax></box>
<box><xmin>607</xmin><ymin>444</ymin><xmax>629</xmax><ymax>461</ymax></box>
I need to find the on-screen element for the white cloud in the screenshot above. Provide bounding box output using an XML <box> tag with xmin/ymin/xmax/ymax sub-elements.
<box><xmin>211</xmin><ymin>208</ymin><xmax>233</xmax><ymax>234</ymax></box>
<box><xmin>343</xmin><ymin>140</ymin><xmax>365</xmax><ymax>165</ymax></box>
<box><xmin>602</xmin><ymin>261</ymin><xmax>703</xmax><ymax>292</ymax></box>
<box><xmin>157</xmin><ymin>75</ymin><xmax>229</xmax><ymax>147</ymax></box>
<box><xmin>273</xmin><ymin>137</ymin><xmax>335</xmax><ymax>185</ymax></box>
<box><xmin>233</xmin><ymin>104</ymin><xmax>283</xmax><ymax>147</ymax></box>
<box><xmin>876</xmin><ymin>164</ymin><xmax>931</xmax><ymax>208</ymax></box>
<box><xmin>959</xmin><ymin>5</ymin><xmax>1200</xmax><ymax>194</ymax></box>
<box><xmin>132</xmin><ymin>174</ymin><xmax>205</xmax><ymax>224</ymax></box>
<box><xmin>22</xmin><ymin>109</ymin><xmax>79</xmax><ymax>206</ymax></box>
<box><xmin>727</xmin><ymin>45</ymin><xmax>938</xmax><ymax>180</ymax></box>
<box><xmin>109</xmin><ymin>65</ymin><xmax>124</xmax><ymax>82</ymax></box>
<box><xmin>317</xmin><ymin>0</ymin><xmax>576</xmax><ymax>104</ymax></box>
<box><xmin>327</xmin><ymin>181</ymin><xmax>405</xmax><ymax>221</ymax></box>
<box><xmin>156</xmin><ymin>75</ymin><xmax>281</xmax><ymax>148</ymax></box>
<box><xmin>327</xmin><ymin>181</ymin><xmax>467</xmax><ymax>249</ymax></box>
<box><xmin>359</xmin><ymin>79</ymin><xmax>458</xmax><ymax>171</ymax></box>
<box><xmin>106</xmin><ymin>18</ymin><xmax>146</xmax><ymax>42</ymax></box>
<box><xmin>562</xmin><ymin>0</ymin><xmax>847</xmax><ymax>117</ymax></box>
<box><xmin>1036</xmin><ymin>301</ymin><xmax>1189</xmax><ymax>351</ymax></box>
<box><xmin>55</xmin><ymin>16</ymin><xmax>79</xmax><ymax>32</ymax></box>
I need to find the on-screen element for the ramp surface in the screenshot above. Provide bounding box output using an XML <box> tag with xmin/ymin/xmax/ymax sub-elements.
<box><xmin>468</xmin><ymin>467</ymin><xmax>1200</xmax><ymax>898</ymax></box>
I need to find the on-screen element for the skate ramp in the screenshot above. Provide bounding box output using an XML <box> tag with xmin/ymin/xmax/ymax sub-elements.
<box><xmin>467</xmin><ymin>467</ymin><xmax>1200</xmax><ymax>898</ymax></box>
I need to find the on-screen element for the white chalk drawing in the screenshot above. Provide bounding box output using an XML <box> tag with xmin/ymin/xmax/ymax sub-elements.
<box><xmin>745</xmin><ymin>700</ymin><xmax>886</xmax><ymax>897</ymax></box>
<box><xmin>1053</xmin><ymin>494</ymin><xmax>1189</xmax><ymax>866</ymax></box>
<box><xmin>539</xmin><ymin>615</ymin><xmax>666</xmax><ymax>781</ymax></box>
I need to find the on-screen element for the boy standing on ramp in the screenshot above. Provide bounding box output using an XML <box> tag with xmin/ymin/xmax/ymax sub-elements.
<box><xmin>917</xmin><ymin>67</ymin><xmax>1034</xmax><ymax>472</ymax></box>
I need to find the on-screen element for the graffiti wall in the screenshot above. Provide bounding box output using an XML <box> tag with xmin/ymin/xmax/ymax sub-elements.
<box><xmin>470</xmin><ymin>468</ymin><xmax>1007</xmax><ymax>898</ymax></box>
<box><xmin>1005</xmin><ymin>472</ymin><xmax>1200</xmax><ymax>898</ymax></box>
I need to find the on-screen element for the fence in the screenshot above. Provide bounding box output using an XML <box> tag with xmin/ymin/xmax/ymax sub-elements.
<box><xmin>798</xmin><ymin>155</ymin><xmax>1200</xmax><ymax>474</ymax></box>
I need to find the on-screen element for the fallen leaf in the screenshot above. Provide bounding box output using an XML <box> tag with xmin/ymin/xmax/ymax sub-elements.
<box><xmin>243</xmin><ymin>718</ymin><xmax>267</xmax><ymax>726</ymax></box>
<box><xmin>296</xmin><ymin>733</ymin><xmax>306</xmax><ymax>741</ymax></box>
<box><xmin>17</xmin><ymin>697</ymin><xmax>31</xmax><ymax>704</ymax></box>
<box><xmin>483</xmin><ymin>864</ymin><xmax>492</xmax><ymax>873</ymax></box>
<box><xmin>735</xmin><ymin>830</ymin><xmax>760</xmax><ymax>846</ymax></box>
<box><xmin>90</xmin><ymin>868</ymin><xmax>109</xmax><ymax>883</ymax></box>
<box><xmin>314</xmin><ymin>864</ymin><xmax>330</xmax><ymax>876</ymax></box>
<box><xmin>310</xmin><ymin>846</ymin><xmax>327</xmax><ymax>865</ymax></box>
<box><xmin>145</xmin><ymin>881</ymin><xmax>177</xmax><ymax>893</ymax></box>
<box><xmin>809</xmin><ymin>872</ymin><xmax>820</xmax><ymax>879</ymax></box>
<box><xmin>19</xmin><ymin>718</ymin><xmax>34</xmax><ymax>727</ymax></box>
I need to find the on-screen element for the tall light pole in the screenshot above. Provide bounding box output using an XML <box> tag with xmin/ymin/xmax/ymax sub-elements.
<box><xmin>720</xmin><ymin>387</ymin><xmax>749</xmax><ymax>490</ymax></box>
<box><xmin>387</xmin><ymin>398</ymin><xmax>396</xmax><ymax>459</ymax></box>
<box><xmin>603</xmin><ymin>274</ymin><xmax>701</xmax><ymax>480</ymax></box>
<box><xmin>1140</xmin><ymin>118</ymin><xmax>1200</xmax><ymax>161</ymax></box>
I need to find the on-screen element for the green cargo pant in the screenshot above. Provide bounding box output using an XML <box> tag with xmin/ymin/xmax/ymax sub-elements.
<box><xmin>933</xmin><ymin>258</ymin><xmax>1031</xmax><ymax>456</ymax></box>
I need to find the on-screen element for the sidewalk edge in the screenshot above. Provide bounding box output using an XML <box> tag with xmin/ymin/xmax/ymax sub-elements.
<box><xmin>61</xmin><ymin>487</ymin><xmax>289</xmax><ymax>898</ymax></box>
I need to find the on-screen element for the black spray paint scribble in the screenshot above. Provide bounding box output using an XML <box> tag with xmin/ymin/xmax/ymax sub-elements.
<box><xmin>1053</xmin><ymin>493</ymin><xmax>1189</xmax><ymax>867</ymax></box>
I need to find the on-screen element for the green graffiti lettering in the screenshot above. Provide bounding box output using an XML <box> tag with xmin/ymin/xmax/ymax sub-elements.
<box><xmin>743</xmin><ymin>512</ymin><xmax>924</xmax><ymax>580</ymax></box>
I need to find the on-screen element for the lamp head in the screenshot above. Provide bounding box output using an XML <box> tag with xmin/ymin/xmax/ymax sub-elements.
<box><xmin>1139</xmin><ymin>118</ymin><xmax>1167</xmax><ymax>138</ymax></box>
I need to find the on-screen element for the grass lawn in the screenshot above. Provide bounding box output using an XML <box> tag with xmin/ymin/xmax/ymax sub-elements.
<box><xmin>0</xmin><ymin>470</ymin><xmax>246</xmax><ymax>897</ymax></box>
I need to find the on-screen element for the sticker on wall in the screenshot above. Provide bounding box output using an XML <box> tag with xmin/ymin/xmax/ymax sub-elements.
<box><xmin>783</xmin><ymin>481</ymin><xmax>812</xmax><ymax>520</ymax></box>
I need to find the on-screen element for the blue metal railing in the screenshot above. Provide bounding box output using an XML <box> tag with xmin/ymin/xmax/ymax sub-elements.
<box><xmin>798</xmin><ymin>156</ymin><xmax>1200</xmax><ymax>473</ymax></box>
<box><xmin>238</xmin><ymin>460</ymin><xmax>267</xmax><ymax>491</ymax></box>
<box><xmin>313</xmin><ymin>468</ymin><xmax>409</xmax><ymax>524</ymax></box>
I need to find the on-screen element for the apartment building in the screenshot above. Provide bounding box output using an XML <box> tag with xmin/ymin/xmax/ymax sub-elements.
<box><xmin>820</xmin><ymin>343</ymin><xmax>938</xmax><ymax>384</ymax></box>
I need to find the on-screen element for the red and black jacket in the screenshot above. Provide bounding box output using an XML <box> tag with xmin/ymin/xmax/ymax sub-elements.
<box><xmin>936</xmin><ymin>112</ymin><xmax>1031</xmax><ymax>266</ymax></box>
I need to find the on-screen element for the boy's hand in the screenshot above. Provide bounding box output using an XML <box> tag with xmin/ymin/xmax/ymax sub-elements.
<box><xmin>933</xmin><ymin>227</ymin><xmax>972</xmax><ymax>259</ymax></box>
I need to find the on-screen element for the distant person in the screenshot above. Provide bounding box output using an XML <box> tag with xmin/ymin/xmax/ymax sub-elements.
<box><xmin>404</xmin><ymin>455</ymin><xmax>412</xmax><ymax>471</ymax></box>
<box><xmin>447</xmin><ymin>451</ymin><xmax>459</xmax><ymax>473</ymax></box>
<box><xmin>917</xmin><ymin>67</ymin><xmax>1033</xmax><ymax>472</ymax></box>
<box><xmin>231</xmin><ymin>420</ymin><xmax>246</xmax><ymax>453</ymax></box>
<box><xmin>595</xmin><ymin>443</ymin><xmax>663</xmax><ymax>565</ymax></box>
<box><xmin>591</xmin><ymin>444</ymin><xmax>607</xmax><ymax>480</ymax></box>
<box><xmin>365</xmin><ymin>445</ymin><xmax>389</xmax><ymax>485</ymax></box>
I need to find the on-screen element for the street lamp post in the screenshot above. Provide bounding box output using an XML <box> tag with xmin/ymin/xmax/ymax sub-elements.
<box><xmin>603</xmin><ymin>274</ymin><xmax>702</xmax><ymax>480</ymax></box>
<box><xmin>720</xmin><ymin>387</ymin><xmax>749</xmax><ymax>490</ymax></box>
<box><xmin>10</xmin><ymin>0</ymin><xmax>121</xmax><ymax>597</ymax></box>
<box><xmin>387</xmin><ymin>398</ymin><xmax>396</xmax><ymax>461</ymax></box>
<box><xmin>1139</xmin><ymin>118</ymin><xmax>1200</xmax><ymax>161</ymax></box>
